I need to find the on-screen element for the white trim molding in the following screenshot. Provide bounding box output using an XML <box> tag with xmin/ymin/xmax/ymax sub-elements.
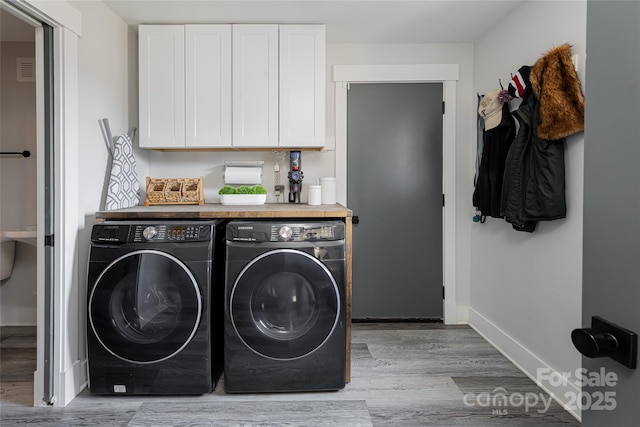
<box><xmin>8</xmin><ymin>0</ymin><xmax>81</xmax><ymax>36</ymax></box>
<box><xmin>333</xmin><ymin>64</ymin><xmax>459</xmax><ymax>82</ymax></box>
<box><xmin>11</xmin><ymin>0</ymin><xmax>82</xmax><ymax>407</ymax></box>
<box><xmin>333</xmin><ymin>64</ymin><xmax>460</xmax><ymax>324</ymax></box>
<box><xmin>469</xmin><ymin>308</ymin><xmax>582</xmax><ymax>422</ymax></box>
<box><xmin>55</xmin><ymin>26</ymin><xmax>82</xmax><ymax>407</ymax></box>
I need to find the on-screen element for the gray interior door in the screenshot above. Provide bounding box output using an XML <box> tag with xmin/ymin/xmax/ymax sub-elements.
<box><xmin>581</xmin><ymin>1</ymin><xmax>640</xmax><ymax>425</ymax></box>
<box><xmin>347</xmin><ymin>83</ymin><xmax>443</xmax><ymax>319</ymax></box>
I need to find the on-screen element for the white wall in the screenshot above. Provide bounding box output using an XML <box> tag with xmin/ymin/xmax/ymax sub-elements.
<box><xmin>0</xmin><ymin>41</ymin><xmax>37</xmax><ymax>325</ymax></box>
<box><xmin>72</xmin><ymin>0</ymin><xmax>135</xmax><ymax>222</ymax></box>
<box><xmin>146</xmin><ymin>149</ymin><xmax>334</xmax><ymax>204</ymax></box>
<box><xmin>470</xmin><ymin>1</ymin><xmax>586</xmax><ymax>417</ymax></box>
<box><xmin>68</xmin><ymin>0</ymin><xmax>131</xmax><ymax>385</ymax></box>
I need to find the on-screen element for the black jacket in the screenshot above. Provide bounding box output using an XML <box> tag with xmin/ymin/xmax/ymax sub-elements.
<box><xmin>500</xmin><ymin>93</ymin><xmax>566</xmax><ymax>232</ymax></box>
<box><xmin>473</xmin><ymin>103</ymin><xmax>515</xmax><ymax>218</ymax></box>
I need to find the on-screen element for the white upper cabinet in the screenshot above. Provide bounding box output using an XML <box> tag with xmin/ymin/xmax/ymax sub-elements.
<box><xmin>139</xmin><ymin>25</ymin><xmax>185</xmax><ymax>148</ymax></box>
<box><xmin>139</xmin><ymin>24</ymin><xmax>325</xmax><ymax>149</ymax></box>
<box><xmin>186</xmin><ymin>25</ymin><xmax>232</xmax><ymax>148</ymax></box>
<box><xmin>232</xmin><ymin>25</ymin><xmax>279</xmax><ymax>148</ymax></box>
<box><xmin>139</xmin><ymin>24</ymin><xmax>232</xmax><ymax>149</ymax></box>
<box><xmin>279</xmin><ymin>25</ymin><xmax>325</xmax><ymax>148</ymax></box>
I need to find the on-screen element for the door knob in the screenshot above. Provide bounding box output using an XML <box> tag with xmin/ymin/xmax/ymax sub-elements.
<box><xmin>571</xmin><ymin>328</ymin><xmax>618</xmax><ymax>358</ymax></box>
<box><xmin>572</xmin><ymin>316</ymin><xmax>638</xmax><ymax>369</ymax></box>
<box><xmin>352</xmin><ymin>216</ymin><xmax>359</xmax><ymax>225</ymax></box>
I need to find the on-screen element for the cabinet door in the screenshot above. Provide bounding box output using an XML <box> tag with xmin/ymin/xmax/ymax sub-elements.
<box><xmin>139</xmin><ymin>25</ymin><xmax>185</xmax><ymax>148</ymax></box>
<box><xmin>186</xmin><ymin>25</ymin><xmax>232</xmax><ymax>148</ymax></box>
<box><xmin>232</xmin><ymin>25</ymin><xmax>279</xmax><ymax>147</ymax></box>
<box><xmin>279</xmin><ymin>25</ymin><xmax>326</xmax><ymax>148</ymax></box>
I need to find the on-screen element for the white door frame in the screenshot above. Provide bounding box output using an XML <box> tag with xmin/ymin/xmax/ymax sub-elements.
<box><xmin>7</xmin><ymin>0</ymin><xmax>82</xmax><ymax>406</ymax></box>
<box><xmin>333</xmin><ymin>64</ymin><xmax>460</xmax><ymax>324</ymax></box>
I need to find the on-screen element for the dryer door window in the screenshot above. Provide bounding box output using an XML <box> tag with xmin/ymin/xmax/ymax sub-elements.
<box><xmin>230</xmin><ymin>249</ymin><xmax>340</xmax><ymax>360</ymax></box>
<box><xmin>89</xmin><ymin>250</ymin><xmax>202</xmax><ymax>364</ymax></box>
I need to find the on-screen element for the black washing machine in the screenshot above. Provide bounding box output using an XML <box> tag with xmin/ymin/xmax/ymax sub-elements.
<box><xmin>87</xmin><ymin>220</ymin><xmax>225</xmax><ymax>395</ymax></box>
<box><xmin>224</xmin><ymin>220</ymin><xmax>346</xmax><ymax>393</ymax></box>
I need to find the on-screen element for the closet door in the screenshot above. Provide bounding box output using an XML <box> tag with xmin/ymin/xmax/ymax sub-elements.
<box><xmin>232</xmin><ymin>25</ymin><xmax>279</xmax><ymax>147</ymax></box>
<box><xmin>139</xmin><ymin>25</ymin><xmax>185</xmax><ymax>148</ymax></box>
<box><xmin>185</xmin><ymin>25</ymin><xmax>232</xmax><ymax>148</ymax></box>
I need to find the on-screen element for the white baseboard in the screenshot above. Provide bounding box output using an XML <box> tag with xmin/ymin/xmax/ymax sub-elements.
<box><xmin>457</xmin><ymin>305</ymin><xmax>469</xmax><ymax>324</ymax></box>
<box><xmin>59</xmin><ymin>358</ymin><xmax>88</xmax><ymax>406</ymax></box>
<box><xmin>444</xmin><ymin>299</ymin><xmax>458</xmax><ymax>324</ymax></box>
<box><xmin>443</xmin><ymin>302</ymin><xmax>469</xmax><ymax>325</ymax></box>
<box><xmin>32</xmin><ymin>368</ymin><xmax>44</xmax><ymax>407</ymax></box>
<box><xmin>469</xmin><ymin>308</ymin><xmax>581</xmax><ymax>422</ymax></box>
<box><xmin>33</xmin><ymin>362</ymin><xmax>83</xmax><ymax>407</ymax></box>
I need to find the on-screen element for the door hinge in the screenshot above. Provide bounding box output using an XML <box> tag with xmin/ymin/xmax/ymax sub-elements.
<box><xmin>442</xmin><ymin>101</ymin><xmax>446</xmax><ymax>114</ymax></box>
<box><xmin>442</xmin><ymin>285</ymin><xmax>446</xmax><ymax>299</ymax></box>
<box><xmin>442</xmin><ymin>194</ymin><xmax>445</xmax><ymax>207</ymax></box>
<box><xmin>45</xmin><ymin>234</ymin><xmax>54</xmax><ymax>247</ymax></box>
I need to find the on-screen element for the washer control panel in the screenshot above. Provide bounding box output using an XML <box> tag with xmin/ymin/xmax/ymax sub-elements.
<box><xmin>133</xmin><ymin>224</ymin><xmax>206</xmax><ymax>242</ymax></box>
<box><xmin>91</xmin><ymin>222</ymin><xmax>211</xmax><ymax>243</ymax></box>
<box><xmin>226</xmin><ymin>221</ymin><xmax>345</xmax><ymax>242</ymax></box>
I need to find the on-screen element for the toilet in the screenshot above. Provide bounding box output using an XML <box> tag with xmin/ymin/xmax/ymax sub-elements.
<box><xmin>1</xmin><ymin>236</ymin><xmax>16</xmax><ymax>280</ymax></box>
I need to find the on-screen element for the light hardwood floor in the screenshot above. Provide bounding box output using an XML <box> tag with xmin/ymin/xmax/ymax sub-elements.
<box><xmin>1</xmin><ymin>323</ymin><xmax>580</xmax><ymax>426</ymax></box>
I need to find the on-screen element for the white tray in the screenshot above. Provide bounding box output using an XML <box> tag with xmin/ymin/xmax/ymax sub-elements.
<box><xmin>219</xmin><ymin>194</ymin><xmax>267</xmax><ymax>205</ymax></box>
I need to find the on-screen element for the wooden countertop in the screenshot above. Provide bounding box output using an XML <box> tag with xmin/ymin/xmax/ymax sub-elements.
<box><xmin>95</xmin><ymin>203</ymin><xmax>352</xmax><ymax>221</ymax></box>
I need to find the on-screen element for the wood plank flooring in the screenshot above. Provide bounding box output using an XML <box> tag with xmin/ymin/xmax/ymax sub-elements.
<box><xmin>0</xmin><ymin>326</ymin><xmax>36</xmax><ymax>407</ymax></box>
<box><xmin>0</xmin><ymin>323</ymin><xmax>580</xmax><ymax>426</ymax></box>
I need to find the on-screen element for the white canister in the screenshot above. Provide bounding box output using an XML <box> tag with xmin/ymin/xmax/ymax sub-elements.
<box><xmin>320</xmin><ymin>177</ymin><xmax>336</xmax><ymax>205</ymax></box>
<box><xmin>308</xmin><ymin>185</ymin><xmax>322</xmax><ymax>206</ymax></box>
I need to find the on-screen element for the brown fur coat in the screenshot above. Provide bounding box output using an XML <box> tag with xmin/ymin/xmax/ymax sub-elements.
<box><xmin>530</xmin><ymin>44</ymin><xmax>585</xmax><ymax>140</ymax></box>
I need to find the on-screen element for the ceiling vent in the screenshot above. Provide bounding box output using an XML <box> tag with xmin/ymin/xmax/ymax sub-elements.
<box><xmin>17</xmin><ymin>57</ymin><xmax>35</xmax><ymax>82</ymax></box>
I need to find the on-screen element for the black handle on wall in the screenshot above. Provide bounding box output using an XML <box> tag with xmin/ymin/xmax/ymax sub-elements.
<box><xmin>572</xmin><ymin>316</ymin><xmax>638</xmax><ymax>369</ymax></box>
<box><xmin>352</xmin><ymin>215</ymin><xmax>359</xmax><ymax>225</ymax></box>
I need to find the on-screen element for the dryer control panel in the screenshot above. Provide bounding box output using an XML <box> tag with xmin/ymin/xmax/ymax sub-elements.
<box><xmin>226</xmin><ymin>221</ymin><xmax>345</xmax><ymax>243</ymax></box>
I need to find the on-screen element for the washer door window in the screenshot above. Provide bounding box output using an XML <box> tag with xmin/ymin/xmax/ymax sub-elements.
<box><xmin>89</xmin><ymin>250</ymin><xmax>201</xmax><ymax>364</ymax></box>
<box><xmin>230</xmin><ymin>249</ymin><xmax>340</xmax><ymax>360</ymax></box>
